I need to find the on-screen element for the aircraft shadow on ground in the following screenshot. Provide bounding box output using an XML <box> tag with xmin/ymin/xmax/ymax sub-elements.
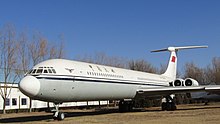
<box><xmin>0</xmin><ymin>108</ymin><xmax>139</xmax><ymax>123</ymax></box>
<box><xmin>0</xmin><ymin>106</ymin><xmax>219</xmax><ymax>123</ymax></box>
<box><xmin>0</xmin><ymin>108</ymin><xmax>120</xmax><ymax>123</ymax></box>
<box><xmin>0</xmin><ymin>114</ymin><xmax>52</xmax><ymax>123</ymax></box>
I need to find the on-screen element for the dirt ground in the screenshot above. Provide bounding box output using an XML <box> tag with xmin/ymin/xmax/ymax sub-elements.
<box><xmin>1</xmin><ymin>103</ymin><xmax>220</xmax><ymax>124</ymax></box>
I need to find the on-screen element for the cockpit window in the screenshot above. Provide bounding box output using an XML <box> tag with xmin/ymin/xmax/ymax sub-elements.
<box><xmin>52</xmin><ymin>69</ymin><xmax>56</xmax><ymax>73</ymax></box>
<box><xmin>36</xmin><ymin>69</ymin><xmax>43</xmax><ymax>73</ymax></box>
<box><xmin>48</xmin><ymin>69</ymin><xmax>52</xmax><ymax>73</ymax></box>
<box><xmin>32</xmin><ymin>69</ymin><xmax>37</xmax><ymax>74</ymax></box>
<box><xmin>29</xmin><ymin>67</ymin><xmax>56</xmax><ymax>75</ymax></box>
<box><xmin>43</xmin><ymin>70</ymin><xmax>48</xmax><ymax>73</ymax></box>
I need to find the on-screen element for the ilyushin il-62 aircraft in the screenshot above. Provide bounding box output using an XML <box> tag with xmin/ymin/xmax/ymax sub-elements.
<box><xmin>19</xmin><ymin>45</ymin><xmax>217</xmax><ymax>120</ymax></box>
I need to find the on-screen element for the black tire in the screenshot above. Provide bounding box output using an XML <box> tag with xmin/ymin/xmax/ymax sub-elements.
<box><xmin>119</xmin><ymin>101</ymin><xmax>134</xmax><ymax>112</ymax></box>
<box><xmin>57</xmin><ymin>112</ymin><xmax>65</xmax><ymax>120</ymax></box>
<box><xmin>161</xmin><ymin>103</ymin><xmax>167</xmax><ymax>111</ymax></box>
<box><xmin>119</xmin><ymin>101</ymin><xmax>124</xmax><ymax>112</ymax></box>
<box><xmin>166</xmin><ymin>103</ymin><xmax>172</xmax><ymax>111</ymax></box>
<box><xmin>171</xmin><ymin>102</ymin><xmax>177</xmax><ymax>110</ymax></box>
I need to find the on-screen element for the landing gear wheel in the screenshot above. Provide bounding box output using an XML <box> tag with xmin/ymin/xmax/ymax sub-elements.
<box><xmin>161</xmin><ymin>103</ymin><xmax>167</xmax><ymax>111</ymax></box>
<box><xmin>166</xmin><ymin>102</ymin><xmax>172</xmax><ymax>111</ymax></box>
<box><xmin>170</xmin><ymin>102</ymin><xmax>177</xmax><ymax>110</ymax></box>
<box><xmin>53</xmin><ymin>112</ymin><xmax>65</xmax><ymax>120</ymax></box>
<box><xmin>58</xmin><ymin>112</ymin><xmax>65</xmax><ymax>120</ymax></box>
<box><xmin>119</xmin><ymin>100</ymin><xmax>134</xmax><ymax>112</ymax></box>
<box><xmin>162</xmin><ymin>102</ymin><xmax>176</xmax><ymax>111</ymax></box>
<box><xmin>161</xmin><ymin>95</ymin><xmax>177</xmax><ymax>111</ymax></box>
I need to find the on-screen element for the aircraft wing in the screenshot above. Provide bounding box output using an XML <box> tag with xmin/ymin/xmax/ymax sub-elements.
<box><xmin>205</xmin><ymin>85</ymin><xmax>220</xmax><ymax>94</ymax></box>
<box><xmin>136</xmin><ymin>86</ymin><xmax>205</xmax><ymax>97</ymax></box>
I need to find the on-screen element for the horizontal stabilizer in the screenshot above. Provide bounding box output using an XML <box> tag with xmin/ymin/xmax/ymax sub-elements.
<box><xmin>151</xmin><ymin>45</ymin><xmax>208</xmax><ymax>53</ymax></box>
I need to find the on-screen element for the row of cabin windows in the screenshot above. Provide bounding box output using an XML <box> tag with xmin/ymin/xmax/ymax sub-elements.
<box><xmin>87</xmin><ymin>72</ymin><xmax>123</xmax><ymax>78</ymax></box>
<box><xmin>5</xmin><ymin>98</ymin><xmax>27</xmax><ymax>106</ymax></box>
<box><xmin>28</xmin><ymin>67</ymin><xmax>56</xmax><ymax>74</ymax></box>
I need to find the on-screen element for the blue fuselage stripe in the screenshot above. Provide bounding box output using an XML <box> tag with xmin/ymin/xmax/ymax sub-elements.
<box><xmin>36</xmin><ymin>76</ymin><xmax>168</xmax><ymax>87</ymax></box>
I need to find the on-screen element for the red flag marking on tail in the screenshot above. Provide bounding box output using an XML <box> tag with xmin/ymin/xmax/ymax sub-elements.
<box><xmin>171</xmin><ymin>56</ymin><xmax>176</xmax><ymax>63</ymax></box>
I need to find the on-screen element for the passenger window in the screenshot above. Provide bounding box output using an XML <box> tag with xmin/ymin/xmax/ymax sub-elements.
<box><xmin>104</xmin><ymin>68</ymin><xmax>108</xmax><ymax>72</ymax></box>
<box><xmin>43</xmin><ymin>70</ymin><xmax>48</xmax><ymax>73</ymax></box>
<box><xmin>89</xmin><ymin>65</ymin><xmax>93</xmax><ymax>68</ymax></box>
<box><xmin>89</xmin><ymin>65</ymin><xmax>95</xmax><ymax>71</ymax></box>
<box><xmin>97</xmin><ymin>66</ymin><xmax>102</xmax><ymax>71</ymax></box>
<box><xmin>36</xmin><ymin>69</ymin><xmax>43</xmax><ymax>73</ymax></box>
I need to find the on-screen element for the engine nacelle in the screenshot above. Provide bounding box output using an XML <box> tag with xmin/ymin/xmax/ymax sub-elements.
<box><xmin>172</xmin><ymin>78</ymin><xmax>184</xmax><ymax>87</ymax></box>
<box><xmin>171</xmin><ymin>78</ymin><xmax>199</xmax><ymax>87</ymax></box>
<box><xmin>184</xmin><ymin>78</ymin><xmax>199</xmax><ymax>86</ymax></box>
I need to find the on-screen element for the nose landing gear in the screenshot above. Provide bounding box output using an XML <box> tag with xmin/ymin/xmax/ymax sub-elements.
<box><xmin>53</xmin><ymin>103</ymin><xmax>65</xmax><ymax>120</ymax></box>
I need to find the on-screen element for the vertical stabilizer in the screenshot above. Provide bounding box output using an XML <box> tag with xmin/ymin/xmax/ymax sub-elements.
<box><xmin>163</xmin><ymin>50</ymin><xmax>177</xmax><ymax>80</ymax></box>
<box><xmin>151</xmin><ymin>45</ymin><xmax>208</xmax><ymax>80</ymax></box>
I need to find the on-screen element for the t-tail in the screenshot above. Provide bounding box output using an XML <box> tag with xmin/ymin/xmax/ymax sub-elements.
<box><xmin>151</xmin><ymin>45</ymin><xmax>208</xmax><ymax>80</ymax></box>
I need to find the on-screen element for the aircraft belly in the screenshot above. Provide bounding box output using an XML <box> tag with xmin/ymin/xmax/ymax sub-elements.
<box><xmin>73</xmin><ymin>81</ymin><xmax>138</xmax><ymax>101</ymax></box>
<box><xmin>36</xmin><ymin>79</ymin><xmax>138</xmax><ymax>102</ymax></box>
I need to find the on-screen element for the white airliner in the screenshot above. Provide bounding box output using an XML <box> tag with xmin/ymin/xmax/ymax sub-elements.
<box><xmin>19</xmin><ymin>45</ymin><xmax>209</xmax><ymax>120</ymax></box>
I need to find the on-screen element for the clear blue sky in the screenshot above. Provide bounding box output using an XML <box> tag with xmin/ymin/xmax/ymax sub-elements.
<box><xmin>0</xmin><ymin>0</ymin><xmax>220</xmax><ymax>71</ymax></box>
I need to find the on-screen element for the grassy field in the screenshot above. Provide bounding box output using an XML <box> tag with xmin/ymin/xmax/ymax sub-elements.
<box><xmin>1</xmin><ymin>103</ymin><xmax>220</xmax><ymax>124</ymax></box>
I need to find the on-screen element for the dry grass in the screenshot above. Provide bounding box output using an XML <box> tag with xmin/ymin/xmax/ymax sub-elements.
<box><xmin>1</xmin><ymin>103</ymin><xmax>220</xmax><ymax>124</ymax></box>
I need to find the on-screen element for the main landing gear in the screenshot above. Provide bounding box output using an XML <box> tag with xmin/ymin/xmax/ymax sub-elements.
<box><xmin>119</xmin><ymin>100</ymin><xmax>134</xmax><ymax>112</ymax></box>
<box><xmin>161</xmin><ymin>95</ymin><xmax>177</xmax><ymax>111</ymax></box>
<box><xmin>53</xmin><ymin>103</ymin><xmax>65</xmax><ymax>120</ymax></box>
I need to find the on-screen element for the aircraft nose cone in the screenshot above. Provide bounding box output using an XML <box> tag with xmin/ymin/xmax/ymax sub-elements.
<box><xmin>19</xmin><ymin>76</ymin><xmax>40</xmax><ymax>97</ymax></box>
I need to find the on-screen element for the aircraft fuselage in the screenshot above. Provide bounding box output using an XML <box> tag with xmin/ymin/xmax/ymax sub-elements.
<box><xmin>19</xmin><ymin>59</ymin><xmax>171</xmax><ymax>103</ymax></box>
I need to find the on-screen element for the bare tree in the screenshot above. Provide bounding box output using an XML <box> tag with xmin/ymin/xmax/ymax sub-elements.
<box><xmin>205</xmin><ymin>57</ymin><xmax>220</xmax><ymax>85</ymax></box>
<box><xmin>16</xmin><ymin>31</ymin><xmax>30</xmax><ymax>79</ymax></box>
<box><xmin>77</xmin><ymin>52</ymin><xmax>127</xmax><ymax>68</ymax></box>
<box><xmin>128</xmin><ymin>59</ymin><xmax>157</xmax><ymax>73</ymax></box>
<box><xmin>159</xmin><ymin>64</ymin><xmax>167</xmax><ymax>74</ymax></box>
<box><xmin>58</xmin><ymin>34</ymin><xmax>65</xmax><ymax>59</ymax></box>
<box><xmin>28</xmin><ymin>32</ymin><xmax>49</xmax><ymax>65</ymax></box>
<box><xmin>49</xmin><ymin>41</ymin><xmax>65</xmax><ymax>59</ymax></box>
<box><xmin>0</xmin><ymin>24</ymin><xmax>18</xmax><ymax>114</ymax></box>
<box><xmin>212</xmin><ymin>57</ymin><xmax>220</xmax><ymax>84</ymax></box>
<box><xmin>183</xmin><ymin>62</ymin><xmax>206</xmax><ymax>85</ymax></box>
